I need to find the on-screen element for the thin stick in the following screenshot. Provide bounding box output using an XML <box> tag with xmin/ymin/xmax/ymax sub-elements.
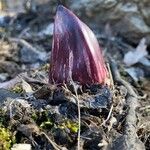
<box><xmin>41</xmin><ymin>132</ymin><xmax>61</xmax><ymax>150</ymax></box>
<box><xmin>76</xmin><ymin>90</ymin><xmax>81</xmax><ymax>150</ymax></box>
<box><xmin>9</xmin><ymin>98</ymin><xmax>15</xmax><ymax>118</ymax></box>
<box><xmin>101</xmin><ymin>105</ymin><xmax>113</xmax><ymax>126</ymax></box>
<box><xmin>106</xmin><ymin>62</ymin><xmax>115</xmax><ymax>90</ymax></box>
<box><xmin>108</xmin><ymin>58</ymin><xmax>137</xmax><ymax>98</ymax></box>
<box><xmin>71</xmin><ymin>81</ymin><xmax>81</xmax><ymax>150</ymax></box>
<box><xmin>9</xmin><ymin>38</ymin><xmax>38</xmax><ymax>53</ymax></box>
<box><xmin>105</xmin><ymin>105</ymin><xmax>113</xmax><ymax>123</ymax></box>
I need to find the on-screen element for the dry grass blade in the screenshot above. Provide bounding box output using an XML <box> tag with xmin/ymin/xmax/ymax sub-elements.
<box><xmin>41</xmin><ymin>132</ymin><xmax>65</xmax><ymax>150</ymax></box>
<box><xmin>66</xmin><ymin>81</ymin><xmax>81</xmax><ymax>150</ymax></box>
<box><xmin>101</xmin><ymin>105</ymin><xmax>113</xmax><ymax>127</ymax></box>
<box><xmin>74</xmin><ymin>86</ymin><xmax>81</xmax><ymax>150</ymax></box>
<box><xmin>21</xmin><ymin>79</ymin><xmax>33</xmax><ymax>94</ymax></box>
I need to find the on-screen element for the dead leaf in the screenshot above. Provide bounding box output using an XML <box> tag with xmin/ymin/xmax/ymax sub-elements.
<box><xmin>125</xmin><ymin>67</ymin><xmax>144</xmax><ymax>81</ymax></box>
<box><xmin>123</xmin><ymin>38</ymin><xmax>148</xmax><ymax>66</ymax></box>
<box><xmin>139</xmin><ymin>57</ymin><xmax>150</xmax><ymax>66</ymax></box>
<box><xmin>21</xmin><ymin>79</ymin><xmax>33</xmax><ymax>94</ymax></box>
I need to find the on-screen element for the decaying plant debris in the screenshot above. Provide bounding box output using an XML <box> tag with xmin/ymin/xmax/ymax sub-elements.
<box><xmin>0</xmin><ymin>2</ymin><xmax>150</xmax><ymax>150</ymax></box>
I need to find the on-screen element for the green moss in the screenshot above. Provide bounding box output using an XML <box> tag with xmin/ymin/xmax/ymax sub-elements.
<box><xmin>11</xmin><ymin>84</ymin><xmax>23</xmax><ymax>94</ymax></box>
<box><xmin>40</xmin><ymin>64</ymin><xmax>50</xmax><ymax>72</ymax></box>
<box><xmin>40</xmin><ymin>119</ymin><xmax>53</xmax><ymax>129</ymax></box>
<box><xmin>0</xmin><ymin>127</ymin><xmax>15</xmax><ymax>150</ymax></box>
<box><xmin>32</xmin><ymin>111</ymin><xmax>54</xmax><ymax>129</ymax></box>
<box><xmin>31</xmin><ymin>112</ymin><xmax>38</xmax><ymax>121</ymax></box>
<box><xmin>59</xmin><ymin>121</ymin><xmax>79</xmax><ymax>133</ymax></box>
<box><xmin>66</xmin><ymin>121</ymin><xmax>79</xmax><ymax>133</ymax></box>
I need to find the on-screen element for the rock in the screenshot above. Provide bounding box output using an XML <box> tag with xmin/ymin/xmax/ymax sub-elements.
<box><xmin>11</xmin><ymin>144</ymin><xmax>31</xmax><ymax>150</ymax></box>
<box><xmin>20</xmin><ymin>46</ymin><xmax>47</xmax><ymax>64</ymax></box>
<box><xmin>69</xmin><ymin>0</ymin><xmax>150</xmax><ymax>45</ymax></box>
<box><xmin>0</xmin><ymin>61</ymin><xmax>21</xmax><ymax>78</ymax></box>
<box><xmin>38</xmin><ymin>23</ymin><xmax>53</xmax><ymax>36</ymax></box>
<box><xmin>125</xmin><ymin>67</ymin><xmax>144</xmax><ymax>81</ymax></box>
<box><xmin>0</xmin><ymin>15</ymin><xmax>11</xmax><ymax>27</ymax></box>
<box><xmin>0</xmin><ymin>73</ymin><xmax>9</xmax><ymax>82</ymax></box>
<box><xmin>0</xmin><ymin>88</ymin><xmax>20</xmax><ymax>103</ymax></box>
<box><xmin>111</xmin><ymin>134</ymin><xmax>145</xmax><ymax>150</ymax></box>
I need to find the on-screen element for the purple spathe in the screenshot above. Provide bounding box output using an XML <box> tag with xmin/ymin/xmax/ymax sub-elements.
<box><xmin>49</xmin><ymin>5</ymin><xmax>108</xmax><ymax>85</ymax></box>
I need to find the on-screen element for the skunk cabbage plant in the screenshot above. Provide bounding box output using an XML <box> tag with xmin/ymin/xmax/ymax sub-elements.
<box><xmin>49</xmin><ymin>5</ymin><xmax>108</xmax><ymax>85</ymax></box>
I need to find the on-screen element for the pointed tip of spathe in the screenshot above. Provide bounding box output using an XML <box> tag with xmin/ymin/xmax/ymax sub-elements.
<box><xmin>57</xmin><ymin>4</ymin><xmax>63</xmax><ymax>10</ymax></box>
<box><xmin>56</xmin><ymin>4</ymin><xmax>66</xmax><ymax>12</ymax></box>
<box><xmin>56</xmin><ymin>5</ymin><xmax>75</xmax><ymax>17</ymax></box>
<box><xmin>56</xmin><ymin>5</ymin><xmax>67</xmax><ymax>17</ymax></box>
<box><xmin>55</xmin><ymin>5</ymin><xmax>79</xmax><ymax>27</ymax></box>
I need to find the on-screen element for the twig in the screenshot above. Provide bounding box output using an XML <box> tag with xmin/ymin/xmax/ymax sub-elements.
<box><xmin>9</xmin><ymin>98</ymin><xmax>15</xmax><ymax>118</ymax></box>
<box><xmin>101</xmin><ymin>105</ymin><xmax>113</xmax><ymax>126</ymax></box>
<box><xmin>40</xmin><ymin>132</ymin><xmax>62</xmax><ymax>150</ymax></box>
<box><xmin>71</xmin><ymin>81</ymin><xmax>81</xmax><ymax>150</ymax></box>
<box><xmin>9</xmin><ymin>37</ymin><xmax>38</xmax><ymax>53</ymax></box>
<box><xmin>18</xmin><ymin>27</ymin><xmax>30</xmax><ymax>38</ymax></box>
<box><xmin>106</xmin><ymin>62</ymin><xmax>114</xmax><ymax>90</ymax></box>
<box><xmin>109</xmin><ymin>58</ymin><xmax>137</xmax><ymax>98</ymax></box>
<box><xmin>0</xmin><ymin>73</ymin><xmax>47</xmax><ymax>89</ymax></box>
<box><xmin>109</xmin><ymin>58</ymin><xmax>145</xmax><ymax>149</ymax></box>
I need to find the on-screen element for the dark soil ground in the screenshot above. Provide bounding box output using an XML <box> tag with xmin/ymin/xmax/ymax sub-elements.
<box><xmin>0</xmin><ymin>2</ymin><xmax>150</xmax><ymax>150</ymax></box>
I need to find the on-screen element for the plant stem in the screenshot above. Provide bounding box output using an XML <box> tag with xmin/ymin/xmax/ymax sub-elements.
<box><xmin>71</xmin><ymin>81</ymin><xmax>81</xmax><ymax>150</ymax></box>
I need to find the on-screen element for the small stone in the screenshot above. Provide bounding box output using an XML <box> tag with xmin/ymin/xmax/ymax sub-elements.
<box><xmin>38</xmin><ymin>23</ymin><xmax>53</xmax><ymax>36</ymax></box>
<box><xmin>0</xmin><ymin>73</ymin><xmax>9</xmax><ymax>81</ymax></box>
<box><xmin>20</xmin><ymin>46</ymin><xmax>46</xmax><ymax>64</ymax></box>
<box><xmin>0</xmin><ymin>89</ymin><xmax>20</xmax><ymax>103</ymax></box>
<box><xmin>11</xmin><ymin>144</ymin><xmax>31</xmax><ymax>150</ymax></box>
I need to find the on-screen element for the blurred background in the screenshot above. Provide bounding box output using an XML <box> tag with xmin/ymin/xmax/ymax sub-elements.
<box><xmin>1</xmin><ymin>0</ymin><xmax>150</xmax><ymax>44</ymax></box>
<box><xmin>0</xmin><ymin>0</ymin><xmax>149</xmax><ymax>82</ymax></box>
